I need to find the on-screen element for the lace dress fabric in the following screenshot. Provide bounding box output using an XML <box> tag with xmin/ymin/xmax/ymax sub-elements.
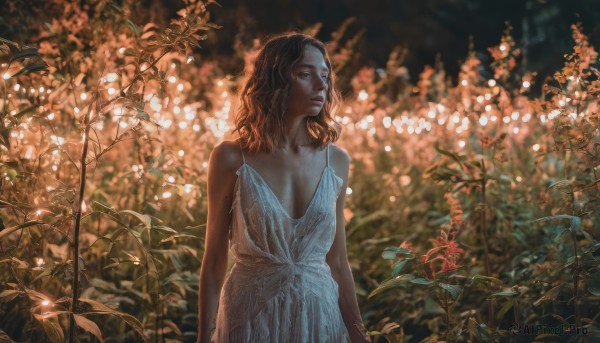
<box><xmin>213</xmin><ymin>143</ymin><xmax>349</xmax><ymax>342</ymax></box>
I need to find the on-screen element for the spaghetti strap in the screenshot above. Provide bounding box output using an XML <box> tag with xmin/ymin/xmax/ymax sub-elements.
<box><xmin>238</xmin><ymin>139</ymin><xmax>246</xmax><ymax>164</ymax></box>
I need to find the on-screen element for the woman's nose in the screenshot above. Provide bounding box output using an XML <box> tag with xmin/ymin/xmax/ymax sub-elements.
<box><xmin>315</xmin><ymin>77</ymin><xmax>327</xmax><ymax>90</ymax></box>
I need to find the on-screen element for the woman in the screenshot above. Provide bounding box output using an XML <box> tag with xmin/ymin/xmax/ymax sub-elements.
<box><xmin>198</xmin><ymin>32</ymin><xmax>370</xmax><ymax>343</ymax></box>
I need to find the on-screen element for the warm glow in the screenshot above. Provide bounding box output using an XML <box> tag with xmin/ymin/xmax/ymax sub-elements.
<box><xmin>358</xmin><ymin>90</ymin><xmax>368</xmax><ymax>101</ymax></box>
<box><xmin>400</xmin><ymin>175</ymin><xmax>411</xmax><ymax>186</ymax></box>
<box><xmin>35</xmin><ymin>257</ymin><xmax>44</xmax><ymax>266</ymax></box>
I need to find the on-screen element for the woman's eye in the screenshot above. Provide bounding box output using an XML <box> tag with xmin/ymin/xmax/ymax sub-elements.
<box><xmin>321</xmin><ymin>75</ymin><xmax>329</xmax><ymax>81</ymax></box>
<box><xmin>300</xmin><ymin>72</ymin><xmax>310</xmax><ymax>78</ymax></box>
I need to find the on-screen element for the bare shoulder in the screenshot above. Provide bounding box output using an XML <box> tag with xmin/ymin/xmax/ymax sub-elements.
<box><xmin>209</xmin><ymin>139</ymin><xmax>243</xmax><ymax>173</ymax></box>
<box><xmin>329</xmin><ymin>143</ymin><xmax>350</xmax><ymax>182</ymax></box>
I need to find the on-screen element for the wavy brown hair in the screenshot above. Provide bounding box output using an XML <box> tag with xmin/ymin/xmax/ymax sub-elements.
<box><xmin>232</xmin><ymin>32</ymin><xmax>342</xmax><ymax>154</ymax></box>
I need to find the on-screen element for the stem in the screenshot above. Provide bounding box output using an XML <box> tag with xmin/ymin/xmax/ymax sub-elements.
<box><xmin>480</xmin><ymin>156</ymin><xmax>494</xmax><ymax>329</ymax></box>
<box><xmin>565</xmin><ymin>114</ymin><xmax>581</xmax><ymax>327</ymax></box>
<box><xmin>444</xmin><ymin>288</ymin><xmax>450</xmax><ymax>342</ymax></box>
<box><xmin>67</xmin><ymin>107</ymin><xmax>92</xmax><ymax>343</ymax></box>
<box><xmin>570</xmin><ymin>207</ymin><xmax>581</xmax><ymax>327</ymax></box>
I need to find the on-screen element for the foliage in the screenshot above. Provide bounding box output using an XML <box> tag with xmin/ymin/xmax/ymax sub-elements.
<box><xmin>0</xmin><ymin>1</ymin><xmax>599</xmax><ymax>343</ymax></box>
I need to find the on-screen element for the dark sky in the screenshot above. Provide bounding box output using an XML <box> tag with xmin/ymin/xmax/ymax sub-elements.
<box><xmin>199</xmin><ymin>0</ymin><xmax>600</xmax><ymax>84</ymax></box>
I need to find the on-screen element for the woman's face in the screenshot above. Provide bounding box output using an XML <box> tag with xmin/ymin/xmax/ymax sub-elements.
<box><xmin>285</xmin><ymin>44</ymin><xmax>329</xmax><ymax>118</ymax></box>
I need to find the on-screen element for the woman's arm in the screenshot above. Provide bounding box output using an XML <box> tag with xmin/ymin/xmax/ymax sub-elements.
<box><xmin>326</xmin><ymin>149</ymin><xmax>371</xmax><ymax>343</ymax></box>
<box><xmin>198</xmin><ymin>142</ymin><xmax>238</xmax><ymax>343</ymax></box>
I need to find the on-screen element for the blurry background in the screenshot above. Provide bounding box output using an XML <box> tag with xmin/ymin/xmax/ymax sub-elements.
<box><xmin>180</xmin><ymin>0</ymin><xmax>599</xmax><ymax>87</ymax></box>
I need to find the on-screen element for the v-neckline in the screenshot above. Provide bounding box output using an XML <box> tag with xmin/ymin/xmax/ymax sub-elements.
<box><xmin>243</xmin><ymin>163</ymin><xmax>330</xmax><ymax>223</ymax></box>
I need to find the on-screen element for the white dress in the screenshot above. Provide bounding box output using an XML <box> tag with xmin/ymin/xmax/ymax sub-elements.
<box><xmin>213</xmin><ymin>143</ymin><xmax>349</xmax><ymax>342</ymax></box>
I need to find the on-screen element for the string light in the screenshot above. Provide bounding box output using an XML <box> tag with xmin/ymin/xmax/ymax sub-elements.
<box><xmin>2</xmin><ymin>72</ymin><xmax>10</xmax><ymax>80</ymax></box>
<box><xmin>35</xmin><ymin>257</ymin><xmax>44</xmax><ymax>266</ymax></box>
<box><xmin>400</xmin><ymin>176</ymin><xmax>411</xmax><ymax>186</ymax></box>
<box><xmin>358</xmin><ymin>90</ymin><xmax>368</xmax><ymax>101</ymax></box>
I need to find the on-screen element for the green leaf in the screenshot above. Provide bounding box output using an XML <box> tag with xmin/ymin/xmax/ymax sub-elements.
<box><xmin>588</xmin><ymin>272</ymin><xmax>600</xmax><ymax>296</ymax></box>
<box><xmin>495</xmin><ymin>299</ymin><xmax>515</xmax><ymax>323</ymax></box>
<box><xmin>79</xmin><ymin>299</ymin><xmax>147</xmax><ymax>342</ymax></box>
<box><xmin>492</xmin><ymin>288</ymin><xmax>519</xmax><ymax>297</ymax></box>
<box><xmin>41</xmin><ymin>318</ymin><xmax>64</xmax><ymax>343</ymax></box>
<box><xmin>0</xmin><ymin>221</ymin><xmax>44</xmax><ymax>240</ymax></box>
<box><xmin>0</xmin><ymin>289</ymin><xmax>20</xmax><ymax>302</ymax></box>
<box><xmin>123</xmin><ymin>48</ymin><xmax>139</xmax><ymax>57</ymax></box>
<box><xmin>11</xmin><ymin>63</ymin><xmax>48</xmax><ymax>77</ymax></box>
<box><xmin>472</xmin><ymin>274</ymin><xmax>504</xmax><ymax>286</ymax></box>
<box><xmin>119</xmin><ymin>210</ymin><xmax>151</xmax><ymax>229</ymax></box>
<box><xmin>126</xmin><ymin>20</ymin><xmax>141</xmax><ymax>36</ymax></box>
<box><xmin>74</xmin><ymin>314</ymin><xmax>103</xmax><ymax>342</ymax></box>
<box><xmin>382</xmin><ymin>246</ymin><xmax>412</xmax><ymax>260</ymax></box>
<box><xmin>410</xmin><ymin>277</ymin><xmax>434</xmax><ymax>285</ymax></box>
<box><xmin>533</xmin><ymin>215</ymin><xmax>581</xmax><ymax>232</ymax></box>
<box><xmin>136</xmin><ymin>110</ymin><xmax>150</xmax><ymax>121</ymax></box>
<box><xmin>468</xmin><ymin>319</ymin><xmax>491</xmax><ymax>342</ymax></box>
<box><xmin>9</xmin><ymin>47</ymin><xmax>40</xmax><ymax>62</ymax></box>
<box><xmin>391</xmin><ymin>259</ymin><xmax>411</xmax><ymax>277</ymax></box>
<box><xmin>438</xmin><ymin>282</ymin><xmax>461</xmax><ymax>299</ymax></box>
<box><xmin>435</xmin><ymin>143</ymin><xmax>465</xmax><ymax>170</ymax></box>
<box><xmin>368</xmin><ymin>274</ymin><xmax>416</xmax><ymax>298</ymax></box>
<box><xmin>533</xmin><ymin>284</ymin><xmax>564</xmax><ymax>306</ymax></box>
